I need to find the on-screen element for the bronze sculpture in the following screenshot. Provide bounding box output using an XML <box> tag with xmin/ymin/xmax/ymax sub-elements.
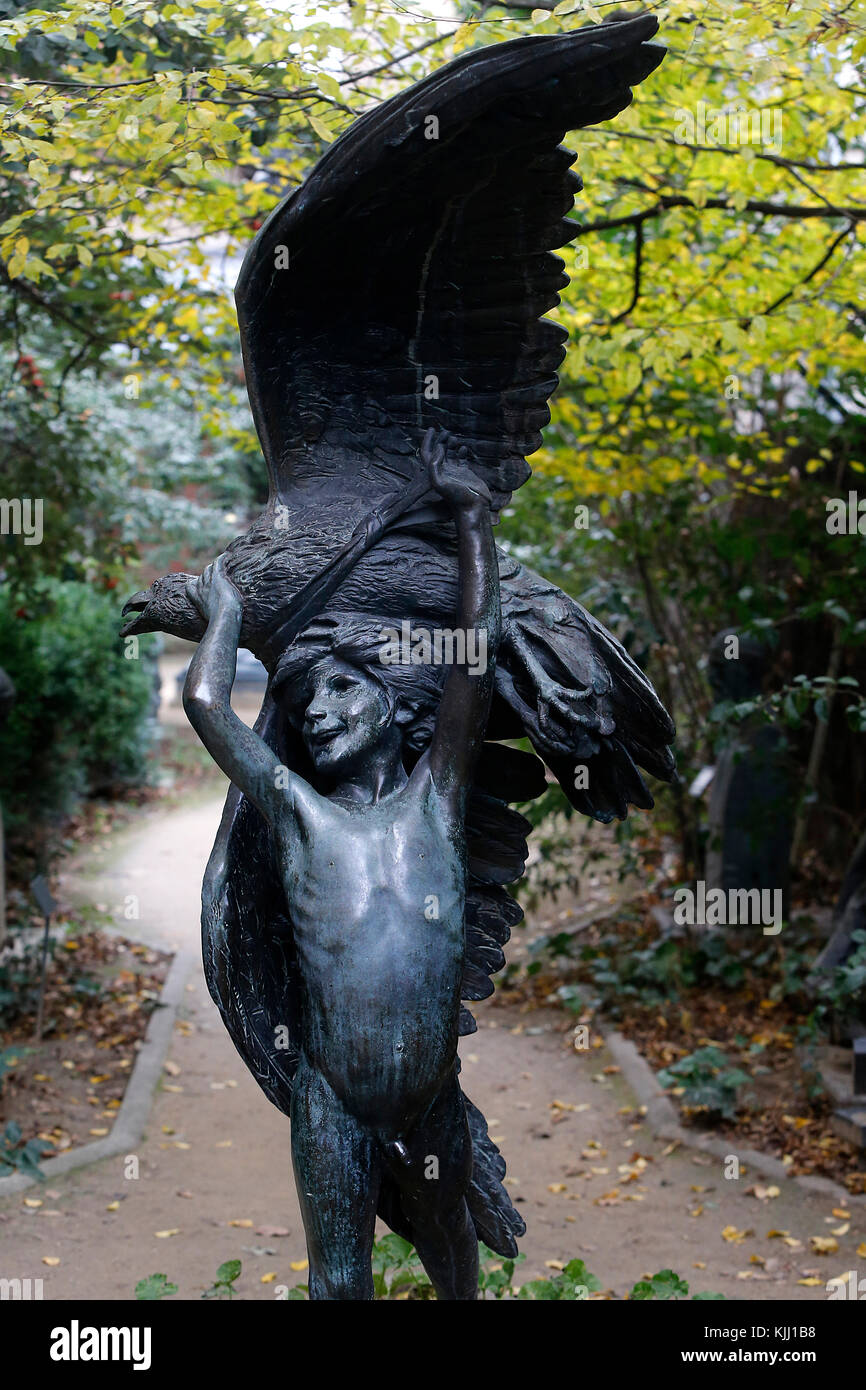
<box><xmin>122</xmin><ymin>16</ymin><xmax>672</xmax><ymax>1299</ymax></box>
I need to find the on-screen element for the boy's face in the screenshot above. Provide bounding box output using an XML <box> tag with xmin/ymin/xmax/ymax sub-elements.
<box><xmin>301</xmin><ymin>657</ymin><xmax>392</xmax><ymax>775</ymax></box>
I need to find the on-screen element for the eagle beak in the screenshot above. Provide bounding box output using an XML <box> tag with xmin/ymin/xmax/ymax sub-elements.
<box><xmin>120</xmin><ymin>588</ymin><xmax>153</xmax><ymax>638</ymax></box>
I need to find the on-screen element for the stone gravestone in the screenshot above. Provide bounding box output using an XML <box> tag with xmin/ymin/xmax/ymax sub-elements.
<box><xmin>705</xmin><ymin>628</ymin><xmax>795</xmax><ymax>926</ymax></box>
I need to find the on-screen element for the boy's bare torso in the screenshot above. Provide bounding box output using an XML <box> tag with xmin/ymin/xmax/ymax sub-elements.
<box><xmin>274</xmin><ymin>763</ymin><xmax>466</xmax><ymax>1130</ymax></box>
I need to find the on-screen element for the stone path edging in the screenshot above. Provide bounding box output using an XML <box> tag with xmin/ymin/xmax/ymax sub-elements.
<box><xmin>593</xmin><ymin>1001</ymin><xmax>865</xmax><ymax>1207</ymax></box>
<box><xmin>0</xmin><ymin>947</ymin><xmax>195</xmax><ymax>1197</ymax></box>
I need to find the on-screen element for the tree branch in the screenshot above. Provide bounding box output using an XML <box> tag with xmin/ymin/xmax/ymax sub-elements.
<box><xmin>759</xmin><ymin>224</ymin><xmax>854</xmax><ymax>317</ymax></box>
<box><xmin>586</xmin><ymin>125</ymin><xmax>866</xmax><ymax>176</ymax></box>
<box><xmin>578</xmin><ymin>193</ymin><xmax>866</xmax><ymax>236</ymax></box>
<box><xmin>608</xmin><ymin>219</ymin><xmax>643</xmax><ymax>324</ymax></box>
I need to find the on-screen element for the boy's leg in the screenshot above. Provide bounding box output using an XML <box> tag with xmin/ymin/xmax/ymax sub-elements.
<box><xmin>385</xmin><ymin>1073</ymin><xmax>478</xmax><ymax>1301</ymax></box>
<box><xmin>290</xmin><ymin>1056</ymin><xmax>380</xmax><ymax>1300</ymax></box>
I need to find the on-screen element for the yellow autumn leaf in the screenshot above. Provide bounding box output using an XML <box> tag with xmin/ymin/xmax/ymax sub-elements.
<box><xmin>154</xmin><ymin>1229</ymin><xmax>180</xmax><ymax>1238</ymax></box>
<box><xmin>228</xmin><ymin>1219</ymin><xmax>253</xmax><ymax>1228</ymax></box>
<box><xmin>452</xmin><ymin>22</ymin><xmax>475</xmax><ymax>53</ymax></box>
<box><xmin>290</xmin><ymin>1259</ymin><xmax>308</xmax><ymax>1272</ymax></box>
<box><xmin>721</xmin><ymin>1225</ymin><xmax>752</xmax><ymax>1243</ymax></box>
<box><xmin>260</xmin><ymin>1272</ymin><xmax>277</xmax><ymax>1283</ymax></box>
<box><xmin>42</xmin><ymin>1257</ymin><xmax>60</xmax><ymax>1266</ymax></box>
<box><xmin>810</xmin><ymin>1236</ymin><xmax>839</xmax><ymax>1255</ymax></box>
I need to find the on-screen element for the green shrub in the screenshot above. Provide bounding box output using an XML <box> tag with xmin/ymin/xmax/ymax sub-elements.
<box><xmin>0</xmin><ymin>580</ymin><xmax>156</xmax><ymax>834</ymax></box>
<box><xmin>657</xmin><ymin>1045</ymin><xmax>753</xmax><ymax>1120</ymax></box>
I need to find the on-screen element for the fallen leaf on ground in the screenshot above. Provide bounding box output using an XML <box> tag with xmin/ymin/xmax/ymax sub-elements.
<box><xmin>722</xmin><ymin>1225</ymin><xmax>753</xmax><ymax>1244</ymax></box>
<box><xmin>228</xmin><ymin>1219</ymin><xmax>253</xmax><ymax>1228</ymax></box>
<box><xmin>290</xmin><ymin>1260</ymin><xmax>308</xmax><ymax>1272</ymax></box>
<box><xmin>260</xmin><ymin>1273</ymin><xmax>277</xmax><ymax>1284</ymax></box>
<box><xmin>154</xmin><ymin>1229</ymin><xmax>180</xmax><ymax>1239</ymax></box>
<box><xmin>42</xmin><ymin>1257</ymin><xmax>60</xmax><ymax>1266</ymax></box>
<box><xmin>746</xmin><ymin>1184</ymin><xmax>780</xmax><ymax>1200</ymax></box>
<box><xmin>810</xmin><ymin>1236</ymin><xmax>839</xmax><ymax>1255</ymax></box>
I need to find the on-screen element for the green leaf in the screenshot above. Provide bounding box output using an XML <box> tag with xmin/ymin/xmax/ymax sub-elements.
<box><xmin>308</xmin><ymin>113</ymin><xmax>335</xmax><ymax>144</ymax></box>
<box><xmin>135</xmin><ymin>1273</ymin><xmax>178</xmax><ymax>1301</ymax></box>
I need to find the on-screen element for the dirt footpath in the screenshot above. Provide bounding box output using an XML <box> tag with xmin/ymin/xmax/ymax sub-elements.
<box><xmin>1</xmin><ymin>790</ymin><xmax>863</xmax><ymax>1301</ymax></box>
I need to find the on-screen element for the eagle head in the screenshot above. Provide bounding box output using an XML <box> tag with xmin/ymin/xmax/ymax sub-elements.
<box><xmin>121</xmin><ymin>571</ymin><xmax>203</xmax><ymax>641</ymax></box>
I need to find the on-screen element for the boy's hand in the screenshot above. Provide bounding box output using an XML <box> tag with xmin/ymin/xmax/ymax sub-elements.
<box><xmin>186</xmin><ymin>555</ymin><xmax>243</xmax><ymax>623</ymax></box>
<box><xmin>422</xmin><ymin>427</ymin><xmax>491</xmax><ymax>512</ymax></box>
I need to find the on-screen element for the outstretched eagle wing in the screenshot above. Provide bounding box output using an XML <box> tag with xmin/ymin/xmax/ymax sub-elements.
<box><xmin>236</xmin><ymin>16</ymin><xmax>664</xmax><ymax>520</ymax></box>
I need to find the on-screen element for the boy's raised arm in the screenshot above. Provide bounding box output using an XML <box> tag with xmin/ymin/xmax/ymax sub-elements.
<box><xmin>424</xmin><ymin>430</ymin><xmax>501</xmax><ymax>802</ymax></box>
<box><xmin>183</xmin><ymin>558</ymin><xmax>298</xmax><ymax>826</ymax></box>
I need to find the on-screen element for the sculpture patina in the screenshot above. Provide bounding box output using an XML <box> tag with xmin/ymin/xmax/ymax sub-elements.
<box><xmin>122</xmin><ymin>16</ymin><xmax>672</xmax><ymax>1300</ymax></box>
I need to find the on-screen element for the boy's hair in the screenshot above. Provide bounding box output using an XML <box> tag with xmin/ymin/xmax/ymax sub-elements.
<box><xmin>271</xmin><ymin>614</ymin><xmax>445</xmax><ymax>755</ymax></box>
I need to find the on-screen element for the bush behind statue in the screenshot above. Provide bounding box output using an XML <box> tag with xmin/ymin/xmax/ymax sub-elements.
<box><xmin>0</xmin><ymin>580</ymin><xmax>156</xmax><ymax>834</ymax></box>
